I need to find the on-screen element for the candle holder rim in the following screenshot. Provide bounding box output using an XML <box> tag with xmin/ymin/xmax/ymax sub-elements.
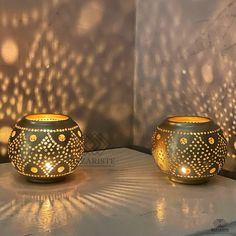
<box><xmin>16</xmin><ymin>113</ymin><xmax>78</xmax><ymax>129</ymax></box>
<box><xmin>167</xmin><ymin>115</ymin><xmax>211</xmax><ymax>124</ymax></box>
<box><xmin>24</xmin><ymin>113</ymin><xmax>70</xmax><ymax>122</ymax></box>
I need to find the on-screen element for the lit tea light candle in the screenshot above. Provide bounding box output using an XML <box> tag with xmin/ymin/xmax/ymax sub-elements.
<box><xmin>45</xmin><ymin>163</ymin><xmax>53</xmax><ymax>172</ymax></box>
<box><xmin>181</xmin><ymin>167</ymin><xmax>191</xmax><ymax>175</ymax></box>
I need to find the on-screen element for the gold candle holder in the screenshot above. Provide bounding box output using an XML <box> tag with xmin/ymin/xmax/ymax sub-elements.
<box><xmin>152</xmin><ymin>116</ymin><xmax>227</xmax><ymax>184</ymax></box>
<box><xmin>8</xmin><ymin>113</ymin><xmax>84</xmax><ymax>183</ymax></box>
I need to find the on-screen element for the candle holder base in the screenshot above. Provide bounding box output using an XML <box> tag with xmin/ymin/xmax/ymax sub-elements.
<box><xmin>169</xmin><ymin>176</ymin><xmax>209</xmax><ymax>185</ymax></box>
<box><xmin>26</xmin><ymin>176</ymin><xmax>66</xmax><ymax>184</ymax></box>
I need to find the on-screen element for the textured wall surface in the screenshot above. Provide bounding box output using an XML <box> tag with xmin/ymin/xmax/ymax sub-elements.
<box><xmin>134</xmin><ymin>0</ymin><xmax>236</xmax><ymax>171</ymax></box>
<box><xmin>0</xmin><ymin>0</ymin><xmax>135</xmax><ymax>162</ymax></box>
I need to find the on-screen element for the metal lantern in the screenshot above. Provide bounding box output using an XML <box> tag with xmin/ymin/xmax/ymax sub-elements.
<box><xmin>8</xmin><ymin>114</ymin><xmax>84</xmax><ymax>183</ymax></box>
<box><xmin>152</xmin><ymin>116</ymin><xmax>227</xmax><ymax>184</ymax></box>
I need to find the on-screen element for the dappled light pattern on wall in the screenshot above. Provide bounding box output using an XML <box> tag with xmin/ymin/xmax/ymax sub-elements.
<box><xmin>0</xmin><ymin>0</ymin><xmax>135</xmax><ymax>161</ymax></box>
<box><xmin>134</xmin><ymin>0</ymin><xmax>236</xmax><ymax>171</ymax></box>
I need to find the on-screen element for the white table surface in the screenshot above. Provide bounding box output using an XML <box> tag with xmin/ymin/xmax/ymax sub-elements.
<box><xmin>0</xmin><ymin>148</ymin><xmax>236</xmax><ymax>236</ymax></box>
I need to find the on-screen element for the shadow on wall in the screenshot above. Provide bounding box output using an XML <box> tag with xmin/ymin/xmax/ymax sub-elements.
<box><xmin>0</xmin><ymin>0</ymin><xmax>135</xmax><ymax>162</ymax></box>
<box><xmin>134</xmin><ymin>0</ymin><xmax>236</xmax><ymax>171</ymax></box>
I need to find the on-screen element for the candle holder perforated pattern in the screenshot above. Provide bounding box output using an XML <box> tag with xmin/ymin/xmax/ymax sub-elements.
<box><xmin>152</xmin><ymin>117</ymin><xmax>228</xmax><ymax>184</ymax></box>
<box><xmin>8</xmin><ymin>114</ymin><xmax>84</xmax><ymax>183</ymax></box>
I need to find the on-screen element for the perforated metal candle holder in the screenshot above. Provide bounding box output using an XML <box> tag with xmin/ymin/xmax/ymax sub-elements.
<box><xmin>8</xmin><ymin>114</ymin><xmax>84</xmax><ymax>183</ymax></box>
<box><xmin>152</xmin><ymin>116</ymin><xmax>227</xmax><ymax>184</ymax></box>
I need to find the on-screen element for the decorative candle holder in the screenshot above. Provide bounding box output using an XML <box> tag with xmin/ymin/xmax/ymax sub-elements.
<box><xmin>152</xmin><ymin>116</ymin><xmax>227</xmax><ymax>184</ymax></box>
<box><xmin>8</xmin><ymin>114</ymin><xmax>84</xmax><ymax>183</ymax></box>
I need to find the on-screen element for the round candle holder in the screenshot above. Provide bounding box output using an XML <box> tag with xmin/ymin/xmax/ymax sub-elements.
<box><xmin>8</xmin><ymin>114</ymin><xmax>84</xmax><ymax>183</ymax></box>
<box><xmin>152</xmin><ymin>116</ymin><xmax>227</xmax><ymax>184</ymax></box>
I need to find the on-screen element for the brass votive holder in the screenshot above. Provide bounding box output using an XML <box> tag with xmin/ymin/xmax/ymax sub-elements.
<box><xmin>152</xmin><ymin>116</ymin><xmax>227</xmax><ymax>184</ymax></box>
<box><xmin>8</xmin><ymin>113</ymin><xmax>84</xmax><ymax>183</ymax></box>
